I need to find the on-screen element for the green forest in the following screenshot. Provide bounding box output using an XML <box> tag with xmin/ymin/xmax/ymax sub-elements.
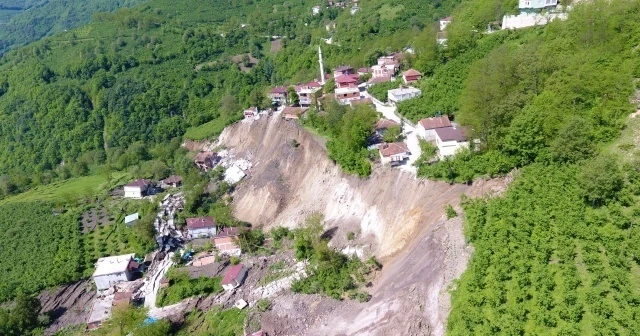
<box><xmin>0</xmin><ymin>0</ymin><xmax>147</xmax><ymax>55</ymax></box>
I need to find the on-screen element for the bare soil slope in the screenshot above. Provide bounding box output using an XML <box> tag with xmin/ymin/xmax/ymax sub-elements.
<box><xmin>220</xmin><ymin>117</ymin><xmax>504</xmax><ymax>258</ymax></box>
<box><xmin>219</xmin><ymin>117</ymin><xmax>507</xmax><ymax>336</ymax></box>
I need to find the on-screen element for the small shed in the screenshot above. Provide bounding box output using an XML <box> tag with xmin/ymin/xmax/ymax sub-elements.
<box><xmin>222</xmin><ymin>264</ymin><xmax>248</xmax><ymax>290</ymax></box>
<box><xmin>124</xmin><ymin>213</ymin><xmax>140</xmax><ymax>227</ymax></box>
<box><xmin>160</xmin><ymin>175</ymin><xmax>183</xmax><ymax>188</ymax></box>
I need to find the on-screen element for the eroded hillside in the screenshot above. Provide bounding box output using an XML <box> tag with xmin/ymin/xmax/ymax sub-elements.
<box><xmin>215</xmin><ymin>116</ymin><xmax>507</xmax><ymax>335</ymax></box>
<box><xmin>220</xmin><ymin>117</ymin><xmax>504</xmax><ymax>258</ymax></box>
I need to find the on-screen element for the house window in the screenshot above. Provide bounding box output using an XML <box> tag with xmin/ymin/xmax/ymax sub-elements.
<box><xmin>525</xmin><ymin>1</ymin><xmax>530</xmax><ymax>6</ymax></box>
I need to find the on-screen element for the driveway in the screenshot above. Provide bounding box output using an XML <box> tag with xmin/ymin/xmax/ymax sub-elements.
<box><xmin>368</xmin><ymin>94</ymin><xmax>421</xmax><ymax>174</ymax></box>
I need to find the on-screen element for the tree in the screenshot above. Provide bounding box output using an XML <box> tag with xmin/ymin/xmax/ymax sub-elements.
<box><xmin>287</xmin><ymin>86</ymin><xmax>299</xmax><ymax>106</ymax></box>
<box><xmin>383</xmin><ymin>125</ymin><xmax>402</xmax><ymax>143</ymax></box>
<box><xmin>551</xmin><ymin>117</ymin><xmax>594</xmax><ymax>163</ymax></box>
<box><xmin>579</xmin><ymin>154</ymin><xmax>624</xmax><ymax>206</ymax></box>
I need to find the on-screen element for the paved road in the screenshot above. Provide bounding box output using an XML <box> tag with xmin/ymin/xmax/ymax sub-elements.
<box><xmin>370</xmin><ymin>96</ymin><xmax>421</xmax><ymax>174</ymax></box>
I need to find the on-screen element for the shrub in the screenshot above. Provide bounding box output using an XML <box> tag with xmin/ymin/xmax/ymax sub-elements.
<box><xmin>230</xmin><ymin>256</ymin><xmax>240</xmax><ymax>265</ymax></box>
<box><xmin>445</xmin><ymin>205</ymin><xmax>457</xmax><ymax>219</ymax></box>
<box><xmin>256</xmin><ymin>298</ymin><xmax>271</xmax><ymax>312</ymax></box>
<box><xmin>347</xmin><ymin>231</ymin><xmax>355</xmax><ymax>240</ymax></box>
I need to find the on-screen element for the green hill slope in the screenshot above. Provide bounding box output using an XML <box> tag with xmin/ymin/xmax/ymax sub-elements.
<box><xmin>0</xmin><ymin>0</ymin><xmax>147</xmax><ymax>55</ymax></box>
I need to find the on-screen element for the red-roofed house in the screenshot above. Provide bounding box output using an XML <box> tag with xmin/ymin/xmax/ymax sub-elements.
<box><xmin>334</xmin><ymin>74</ymin><xmax>361</xmax><ymax>104</ymax></box>
<box><xmin>222</xmin><ymin>264</ymin><xmax>248</xmax><ymax>290</ymax></box>
<box><xmin>435</xmin><ymin>126</ymin><xmax>469</xmax><ymax>158</ymax></box>
<box><xmin>379</xmin><ymin>142</ymin><xmax>410</xmax><ymax>165</ymax></box>
<box><xmin>282</xmin><ymin>106</ymin><xmax>308</xmax><ymax>120</ymax></box>
<box><xmin>124</xmin><ymin>179</ymin><xmax>153</xmax><ymax>198</ymax></box>
<box><xmin>357</xmin><ymin>67</ymin><xmax>372</xmax><ymax>76</ymax></box>
<box><xmin>269</xmin><ymin>86</ymin><xmax>288</xmax><ymax>105</ymax></box>
<box><xmin>213</xmin><ymin>227</ymin><xmax>241</xmax><ymax>256</ymax></box>
<box><xmin>186</xmin><ymin>217</ymin><xmax>217</xmax><ymax>239</ymax></box>
<box><xmin>417</xmin><ymin>115</ymin><xmax>452</xmax><ymax>141</ymax></box>
<box><xmin>295</xmin><ymin>82</ymin><xmax>322</xmax><ymax>106</ymax></box>
<box><xmin>244</xmin><ymin>107</ymin><xmax>259</xmax><ymax>119</ymax></box>
<box><xmin>402</xmin><ymin>69</ymin><xmax>422</xmax><ymax>84</ymax></box>
<box><xmin>333</xmin><ymin>65</ymin><xmax>355</xmax><ymax>78</ymax></box>
<box><xmin>375</xmin><ymin>119</ymin><xmax>400</xmax><ymax>137</ymax></box>
<box><xmin>335</xmin><ymin>74</ymin><xmax>359</xmax><ymax>88</ymax></box>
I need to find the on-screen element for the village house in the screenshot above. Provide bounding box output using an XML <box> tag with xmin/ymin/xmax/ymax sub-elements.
<box><xmin>440</xmin><ymin>16</ymin><xmax>452</xmax><ymax>31</ymax></box>
<box><xmin>334</xmin><ymin>74</ymin><xmax>361</xmax><ymax>104</ymax></box>
<box><xmin>269</xmin><ymin>86</ymin><xmax>289</xmax><ymax>105</ymax></box>
<box><xmin>92</xmin><ymin>254</ymin><xmax>137</xmax><ymax>290</ymax></box>
<box><xmin>367</xmin><ymin>75</ymin><xmax>393</xmax><ymax>87</ymax></box>
<box><xmin>402</xmin><ymin>69</ymin><xmax>422</xmax><ymax>84</ymax></box>
<box><xmin>213</xmin><ymin>227</ymin><xmax>241</xmax><ymax>256</ymax></box>
<box><xmin>357</xmin><ymin>67</ymin><xmax>371</xmax><ymax>76</ymax></box>
<box><xmin>434</xmin><ymin>126</ymin><xmax>470</xmax><ymax>158</ymax></box>
<box><xmin>333</xmin><ymin>65</ymin><xmax>355</xmax><ymax>78</ymax></box>
<box><xmin>312</xmin><ymin>5</ymin><xmax>321</xmax><ymax>15</ymax></box>
<box><xmin>350</xmin><ymin>5</ymin><xmax>359</xmax><ymax>15</ymax></box>
<box><xmin>112</xmin><ymin>291</ymin><xmax>133</xmax><ymax>307</ymax></box>
<box><xmin>160</xmin><ymin>175</ymin><xmax>182</xmax><ymax>188</ymax></box>
<box><xmin>295</xmin><ymin>81</ymin><xmax>322</xmax><ymax>106</ymax></box>
<box><xmin>186</xmin><ymin>216</ymin><xmax>217</xmax><ymax>239</ymax></box>
<box><xmin>194</xmin><ymin>151</ymin><xmax>218</xmax><ymax>170</ymax></box>
<box><xmin>87</xmin><ymin>295</ymin><xmax>113</xmax><ymax>330</ymax></box>
<box><xmin>123</xmin><ymin>179</ymin><xmax>153</xmax><ymax>199</ymax></box>
<box><xmin>416</xmin><ymin>115</ymin><xmax>452</xmax><ymax>140</ymax></box>
<box><xmin>375</xmin><ymin>119</ymin><xmax>400</xmax><ymax>137</ymax></box>
<box><xmin>379</xmin><ymin>142</ymin><xmax>410</xmax><ymax>165</ymax></box>
<box><xmin>192</xmin><ymin>252</ymin><xmax>217</xmax><ymax>267</ymax></box>
<box><xmin>520</xmin><ymin>0</ymin><xmax>557</xmax><ymax>11</ymax></box>
<box><xmin>243</xmin><ymin>106</ymin><xmax>259</xmax><ymax>119</ymax></box>
<box><xmin>222</xmin><ymin>264</ymin><xmax>248</xmax><ymax>290</ymax></box>
<box><xmin>282</xmin><ymin>106</ymin><xmax>308</xmax><ymax>120</ymax></box>
<box><xmin>371</xmin><ymin>62</ymin><xmax>397</xmax><ymax>79</ymax></box>
<box><xmin>388</xmin><ymin>87</ymin><xmax>422</xmax><ymax>105</ymax></box>
<box><xmin>124</xmin><ymin>213</ymin><xmax>139</xmax><ymax>227</ymax></box>
<box><xmin>349</xmin><ymin>97</ymin><xmax>373</xmax><ymax>108</ymax></box>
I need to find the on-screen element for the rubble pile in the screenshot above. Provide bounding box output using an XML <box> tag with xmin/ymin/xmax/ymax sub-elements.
<box><xmin>155</xmin><ymin>193</ymin><xmax>186</xmax><ymax>251</ymax></box>
<box><xmin>216</xmin><ymin>149</ymin><xmax>253</xmax><ymax>184</ymax></box>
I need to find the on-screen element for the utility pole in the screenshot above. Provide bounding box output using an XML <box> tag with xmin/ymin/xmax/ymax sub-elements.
<box><xmin>318</xmin><ymin>45</ymin><xmax>326</xmax><ymax>85</ymax></box>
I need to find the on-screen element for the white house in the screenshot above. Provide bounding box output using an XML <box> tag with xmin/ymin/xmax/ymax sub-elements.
<box><xmin>388</xmin><ymin>87</ymin><xmax>421</xmax><ymax>105</ymax></box>
<box><xmin>439</xmin><ymin>17</ymin><xmax>451</xmax><ymax>31</ymax></box>
<box><xmin>434</xmin><ymin>126</ymin><xmax>470</xmax><ymax>158</ymax></box>
<box><xmin>222</xmin><ymin>264</ymin><xmax>248</xmax><ymax>290</ymax></box>
<box><xmin>123</xmin><ymin>179</ymin><xmax>152</xmax><ymax>199</ymax></box>
<box><xmin>312</xmin><ymin>6</ymin><xmax>321</xmax><ymax>15</ymax></box>
<box><xmin>417</xmin><ymin>115</ymin><xmax>452</xmax><ymax>141</ymax></box>
<box><xmin>92</xmin><ymin>254</ymin><xmax>137</xmax><ymax>290</ymax></box>
<box><xmin>186</xmin><ymin>217</ymin><xmax>217</xmax><ymax>239</ymax></box>
<box><xmin>379</xmin><ymin>142</ymin><xmax>410</xmax><ymax>165</ymax></box>
<box><xmin>519</xmin><ymin>0</ymin><xmax>557</xmax><ymax>10</ymax></box>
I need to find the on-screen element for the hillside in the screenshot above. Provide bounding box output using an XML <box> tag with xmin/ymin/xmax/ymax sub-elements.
<box><xmin>0</xmin><ymin>0</ymin><xmax>146</xmax><ymax>55</ymax></box>
<box><xmin>2</xmin><ymin>0</ymin><xmax>640</xmax><ymax>334</ymax></box>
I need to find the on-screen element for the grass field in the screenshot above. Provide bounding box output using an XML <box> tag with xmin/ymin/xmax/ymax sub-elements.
<box><xmin>0</xmin><ymin>170</ymin><xmax>130</xmax><ymax>205</ymax></box>
<box><xmin>184</xmin><ymin>118</ymin><xmax>230</xmax><ymax>140</ymax></box>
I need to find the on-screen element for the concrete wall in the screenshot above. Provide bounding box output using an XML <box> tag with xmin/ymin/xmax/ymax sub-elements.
<box><xmin>93</xmin><ymin>272</ymin><xmax>131</xmax><ymax>290</ymax></box>
<box><xmin>123</xmin><ymin>186</ymin><xmax>143</xmax><ymax>198</ymax></box>
<box><xmin>188</xmin><ymin>227</ymin><xmax>217</xmax><ymax>239</ymax></box>
<box><xmin>437</xmin><ymin>140</ymin><xmax>469</xmax><ymax>158</ymax></box>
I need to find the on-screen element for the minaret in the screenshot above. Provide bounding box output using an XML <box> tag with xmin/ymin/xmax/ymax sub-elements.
<box><xmin>318</xmin><ymin>46</ymin><xmax>326</xmax><ymax>85</ymax></box>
